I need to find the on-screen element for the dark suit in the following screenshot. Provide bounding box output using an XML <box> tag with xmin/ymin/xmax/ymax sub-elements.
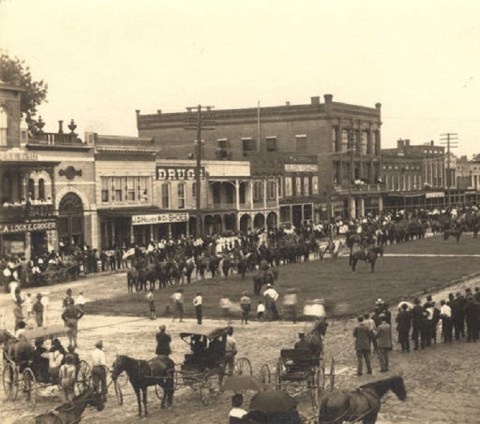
<box><xmin>411</xmin><ymin>305</ymin><xmax>427</xmax><ymax>350</ymax></box>
<box><xmin>353</xmin><ymin>323</ymin><xmax>373</xmax><ymax>375</ymax></box>
<box><xmin>155</xmin><ymin>332</ymin><xmax>172</xmax><ymax>356</ymax></box>
<box><xmin>396</xmin><ymin>310</ymin><xmax>411</xmax><ymax>352</ymax></box>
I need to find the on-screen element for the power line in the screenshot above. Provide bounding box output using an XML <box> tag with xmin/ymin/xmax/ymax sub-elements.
<box><xmin>440</xmin><ymin>133</ymin><xmax>459</xmax><ymax>209</ymax></box>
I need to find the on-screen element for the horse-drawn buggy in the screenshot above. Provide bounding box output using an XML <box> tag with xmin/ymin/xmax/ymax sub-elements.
<box><xmin>176</xmin><ymin>328</ymin><xmax>252</xmax><ymax>405</ymax></box>
<box><xmin>259</xmin><ymin>321</ymin><xmax>335</xmax><ymax>410</ymax></box>
<box><xmin>1</xmin><ymin>325</ymin><xmax>91</xmax><ymax>410</ymax></box>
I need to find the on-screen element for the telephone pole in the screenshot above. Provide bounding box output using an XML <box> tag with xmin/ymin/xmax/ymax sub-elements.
<box><xmin>184</xmin><ymin>105</ymin><xmax>215</xmax><ymax>238</ymax></box>
<box><xmin>440</xmin><ymin>132</ymin><xmax>459</xmax><ymax>209</ymax></box>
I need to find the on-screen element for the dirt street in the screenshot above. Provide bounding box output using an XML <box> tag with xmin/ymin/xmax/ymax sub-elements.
<box><xmin>1</xmin><ymin>271</ymin><xmax>480</xmax><ymax>424</ymax></box>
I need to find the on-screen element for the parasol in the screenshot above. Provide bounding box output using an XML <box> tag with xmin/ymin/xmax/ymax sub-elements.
<box><xmin>222</xmin><ymin>375</ymin><xmax>264</xmax><ymax>392</ymax></box>
<box><xmin>250</xmin><ymin>390</ymin><xmax>297</xmax><ymax>413</ymax></box>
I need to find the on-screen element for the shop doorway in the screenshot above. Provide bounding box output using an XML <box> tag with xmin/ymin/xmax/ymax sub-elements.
<box><xmin>58</xmin><ymin>192</ymin><xmax>84</xmax><ymax>247</ymax></box>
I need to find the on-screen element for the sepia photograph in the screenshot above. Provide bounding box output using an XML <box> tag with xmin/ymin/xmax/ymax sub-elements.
<box><xmin>1</xmin><ymin>1</ymin><xmax>479</xmax><ymax>423</ymax></box>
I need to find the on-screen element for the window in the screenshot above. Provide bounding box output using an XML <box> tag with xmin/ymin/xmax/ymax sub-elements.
<box><xmin>178</xmin><ymin>183</ymin><xmax>185</xmax><ymax>209</ymax></box>
<box><xmin>303</xmin><ymin>177</ymin><xmax>310</xmax><ymax>196</ymax></box>
<box><xmin>295</xmin><ymin>177</ymin><xmax>302</xmax><ymax>196</ymax></box>
<box><xmin>242</xmin><ymin>138</ymin><xmax>256</xmax><ymax>156</ymax></box>
<box><xmin>278</xmin><ymin>177</ymin><xmax>283</xmax><ymax>198</ymax></box>
<box><xmin>161</xmin><ymin>183</ymin><xmax>170</xmax><ymax>208</ymax></box>
<box><xmin>360</xmin><ymin>131</ymin><xmax>368</xmax><ymax>155</ymax></box>
<box><xmin>266</xmin><ymin>137</ymin><xmax>277</xmax><ymax>152</ymax></box>
<box><xmin>101</xmin><ymin>178</ymin><xmax>109</xmax><ymax>202</ymax></box>
<box><xmin>295</xmin><ymin>135</ymin><xmax>307</xmax><ymax>153</ymax></box>
<box><xmin>285</xmin><ymin>177</ymin><xmax>292</xmax><ymax>196</ymax></box>
<box><xmin>253</xmin><ymin>181</ymin><xmax>263</xmax><ymax>202</ymax></box>
<box><xmin>192</xmin><ymin>182</ymin><xmax>197</xmax><ymax>198</ymax></box>
<box><xmin>139</xmin><ymin>177</ymin><xmax>149</xmax><ymax>202</ymax></box>
<box><xmin>38</xmin><ymin>179</ymin><xmax>45</xmax><ymax>200</ymax></box>
<box><xmin>218</xmin><ymin>138</ymin><xmax>229</xmax><ymax>149</ymax></box>
<box><xmin>113</xmin><ymin>177</ymin><xmax>123</xmax><ymax>202</ymax></box>
<box><xmin>312</xmin><ymin>176</ymin><xmax>319</xmax><ymax>194</ymax></box>
<box><xmin>0</xmin><ymin>107</ymin><xmax>7</xmax><ymax>147</ymax></box>
<box><xmin>268</xmin><ymin>181</ymin><xmax>276</xmax><ymax>199</ymax></box>
<box><xmin>28</xmin><ymin>178</ymin><xmax>35</xmax><ymax>200</ymax></box>
<box><xmin>127</xmin><ymin>177</ymin><xmax>135</xmax><ymax>201</ymax></box>
<box><xmin>341</xmin><ymin>130</ymin><xmax>349</xmax><ymax>152</ymax></box>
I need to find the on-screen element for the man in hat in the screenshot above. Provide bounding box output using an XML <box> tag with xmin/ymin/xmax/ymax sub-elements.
<box><xmin>353</xmin><ymin>316</ymin><xmax>374</xmax><ymax>376</ymax></box>
<box><xmin>294</xmin><ymin>332</ymin><xmax>310</xmax><ymax>350</ymax></box>
<box><xmin>61</xmin><ymin>298</ymin><xmax>84</xmax><ymax>348</ymax></box>
<box><xmin>411</xmin><ymin>298</ymin><xmax>427</xmax><ymax>350</ymax></box>
<box><xmin>240</xmin><ymin>291</ymin><xmax>251</xmax><ymax>325</ymax></box>
<box><xmin>91</xmin><ymin>340</ymin><xmax>107</xmax><ymax>401</ymax></box>
<box><xmin>376</xmin><ymin>315</ymin><xmax>392</xmax><ymax>372</ymax></box>
<box><xmin>155</xmin><ymin>325</ymin><xmax>172</xmax><ymax>356</ymax></box>
<box><xmin>170</xmin><ymin>289</ymin><xmax>184</xmax><ymax>322</ymax></box>
<box><xmin>452</xmin><ymin>292</ymin><xmax>466</xmax><ymax>340</ymax></box>
<box><xmin>193</xmin><ymin>292</ymin><xmax>203</xmax><ymax>325</ymax></box>
<box><xmin>225</xmin><ymin>326</ymin><xmax>237</xmax><ymax>376</ymax></box>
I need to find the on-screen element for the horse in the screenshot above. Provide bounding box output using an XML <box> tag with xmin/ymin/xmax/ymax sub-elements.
<box><xmin>1</xmin><ymin>330</ymin><xmax>35</xmax><ymax>371</ymax></box>
<box><xmin>127</xmin><ymin>267</ymin><xmax>139</xmax><ymax>293</ymax></box>
<box><xmin>252</xmin><ymin>268</ymin><xmax>279</xmax><ymax>296</ymax></box>
<box><xmin>350</xmin><ymin>243</ymin><xmax>380</xmax><ymax>273</ymax></box>
<box><xmin>318</xmin><ymin>375</ymin><xmax>407</xmax><ymax>424</ymax></box>
<box><xmin>111</xmin><ymin>354</ymin><xmax>175</xmax><ymax>417</ymax></box>
<box><xmin>443</xmin><ymin>225</ymin><xmax>463</xmax><ymax>243</ymax></box>
<box><xmin>13</xmin><ymin>388</ymin><xmax>105</xmax><ymax>424</ymax></box>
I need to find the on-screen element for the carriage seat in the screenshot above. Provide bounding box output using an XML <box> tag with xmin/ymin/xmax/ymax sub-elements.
<box><xmin>280</xmin><ymin>349</ymin><xmax>316</xmax><ymax>379</ymax></box>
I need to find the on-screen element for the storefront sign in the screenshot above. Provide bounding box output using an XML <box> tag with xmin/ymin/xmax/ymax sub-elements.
<box><xmin>425</xmin><ymin>192</ymin><xmax>445</xmax><ymax>198</ymax></box>
<box><xmin>0</xmin><ymin>221</ymin><xmax>57</xmax><ymax>234</ymax></box>
<box><xmin>156</xmin><ymin>166</ymin><xmax>205</xmax><ymax>180</ymax></box>
<box><xmin>0</xmin><ymin>150</ymin><xmax>38</xmax><ymax>161</ymax></box>
<box><xmin>284</xmin><ymin>164</ymin><xmax>319</xmax><ymax>172</ymax></box>
<box><xmin>285</xmin><ymin>155</ymin><xmax>317</xmax><ymax>164</ymax></box>
<box><xmin>132</xmin><ymin>212</ymin><xmax>189</xmax><ymax>225</ymax></box>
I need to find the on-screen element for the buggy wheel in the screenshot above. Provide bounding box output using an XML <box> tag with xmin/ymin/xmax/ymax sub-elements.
<box><xmin>329</xmin><ymin>357</ymin><xmax>336</xmax><ymax>391</ymax></box>
<box><xmin>75</xmin><ymin>360</ymin><xmax>91</xmax><ymax>395</ymax></box>
<box><xmin>200</xmin><ymin>373</ymin><xmax>221</xmax><ymax>406</ymax></box>
<box><xmin>114</xmin><ymin>380</ymin><xmax>123</xmax><ymax>405</ymax></box>
<box><xmin>3</xmin><ymin>362</ymin><xmax>18</xmax><ymax>400</ymax></box>
<box><xmin>234</xmin><ymin>357</ymin><xmax>252</xmax><ymax>376</ymax></box>
<box><xmin>310</xmin><ymin>366</ymin><xmax>323</xmax><ymax>410</ymax></box>
<box><xmin>22</xmin><ymin>368</ymin><xmax>37</xmax><ymax>410</ymax></box>
<box><xmin>275</xmin><ymin>358</ymin><xmax>283</xmax><ymax>390</ymax></box>
<box><xmin>259</xmin><ymin>364</ymin><xmax>271</xmax><ymax>387</ymax></box>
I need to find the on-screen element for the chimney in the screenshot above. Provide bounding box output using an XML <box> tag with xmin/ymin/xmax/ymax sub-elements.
<box><xmin>311</xmin><ymin>96</ymin><xmax>320</xmax><ymax>105</ymax></box>
<box><xmin>375</xmin><ymin>102</ymin><xmax>382</xmax><ymax>110</ymax></box>
<box><xmin>285</xmin><ymin>101</ymin><xmax>290</xmax><ymax>106</ymax></box>
<box><xmin>405</xmin><ymin>139</ymin><xmax>410</xmax><ymax>147</ymax></box>
<box><xmin>397</xmin><ymin>139</ymin><xmax>404</xmax><ymax>149</ymax></box>
<box><xmin>430</xmin><ymin>140</ymin><xmax>434</xmax><ymax>146</ymax></box>
<box><xmin>135</xmin><ymin>110</ymin><xmax>140</xmax><ymax>115</ymax></box>
<box><xmin>58</xmin><ymin>120</ymin><xmax>64</xmax><ymax>134</ymax></box>
<box><xmin>157</xmin><ymin>110</ymin><xmax>162</xmax><ymax>114</ymax></box>
<box><xmin>324</xmin><ymin>94</ymin><xmax>333</xmax><ymax>104</ymax></box>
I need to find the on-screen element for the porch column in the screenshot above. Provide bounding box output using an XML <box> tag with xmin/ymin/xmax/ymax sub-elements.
<box><xmin>249</xmin><ymin>180</ymin><xmax>254</xmax><ymax>208</ymax></box>
<box><xmin>263</xmin><ymin>180</ymin><xmax>267</xmax><ymax>209</ymax></box>
<box><xmin>358</xmin><ymin>197</ymin><xmax>365</xmax><ymax>217</ymax></box>
<box><xmin>378</xmin><ymin>196</ymin><xmax>384</xmax><ymax>212</ymax></box>
<box><xmin>235</xmin><ymin>180</ymin><xmax>240</xmax><ymax>210</ymax></box>
<box><xmin>348</xmin><ymin>196</ymin><xmax>356</xmax><ymax>219</ymax></box>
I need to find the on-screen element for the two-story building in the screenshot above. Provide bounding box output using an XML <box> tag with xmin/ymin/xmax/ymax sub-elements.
<box><xmin>136</xmin><ymin>94</ymin><xmax>385</xmax><ymax>220</ymax></box>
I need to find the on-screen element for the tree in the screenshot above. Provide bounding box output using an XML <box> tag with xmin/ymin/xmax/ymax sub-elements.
<box><xmin>0</xmin><ymin>54</ymin><xmax>48</xmax><ymax>126</ymax></box>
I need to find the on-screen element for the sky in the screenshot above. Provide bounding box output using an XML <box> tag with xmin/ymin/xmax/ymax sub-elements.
<box><xmin>1</xmin><ymin>0</ymin><xmax>480</xmax><ymax>156</ymax></box>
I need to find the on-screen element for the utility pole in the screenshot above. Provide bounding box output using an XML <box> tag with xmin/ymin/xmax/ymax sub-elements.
<box><xmin>440</xmin><ymin>133</ymin><xmax>459</xmax><ymax>209</ymax></box>
<box><xmin>184</xmin><ymin>105</ymin><xmax>216</xmax><ymax>238</ymax></box>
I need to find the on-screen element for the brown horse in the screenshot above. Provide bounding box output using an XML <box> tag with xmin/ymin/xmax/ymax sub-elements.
<box><xmin>111</xmin><ymin>354</ymin><xmax>175</xmax><ymax>417</ymax></box>
<box><xmin>318</xmin><ymin>375</ymin><xmax>406</xmax><ymax>424</ymax></box>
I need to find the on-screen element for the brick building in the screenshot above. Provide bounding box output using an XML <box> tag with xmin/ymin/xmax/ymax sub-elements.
<box><xmin>136</xmin><ymin>94</ymin><xmax>385</xmax><ymax>220</ymax></box>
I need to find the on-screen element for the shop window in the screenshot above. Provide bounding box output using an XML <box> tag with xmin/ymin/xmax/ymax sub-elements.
<box><xmin>161</xmin><ymin>183</ymin><xmax>170</xmax><ymax>209</ymax></box>
<box><xmin>285</xmin><ymin>177</ymin><xmax>292</xmax><ymax>197</ymax></box>
<box><xmin>0</xmin><ymin>107</ymin><xmax>7</xmax><ymax>147</ymax></box>
<box><xmin>38</xmin><ymin>179</ymin><xmax>45</xmax><ymax>200</ymax></box>
<box><xmin>178</xmin><ymin>183</ymin><xmax>185</xmax><ymax>209</ymax></box>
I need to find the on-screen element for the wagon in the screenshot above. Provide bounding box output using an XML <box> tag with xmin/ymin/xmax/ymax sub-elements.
<box><xmin>175</xmin><ymin>328</ymin><xmax>252</xmax><ymax>405</ymax></box>
<box><xmin>259</xmin><ymin>349</ymin><xmax>335</xmax><ymax>409</ymax></box>
<box><xmin>2</xmin><ymin>325</ymin><xmax>91</xmax><ymax>410</ymax></box>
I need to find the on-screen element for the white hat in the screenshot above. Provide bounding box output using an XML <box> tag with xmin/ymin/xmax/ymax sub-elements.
<box><xmin>375</xmin><ymin>298</ymin><xmax>384</xmax><ymax>305</ymax></box>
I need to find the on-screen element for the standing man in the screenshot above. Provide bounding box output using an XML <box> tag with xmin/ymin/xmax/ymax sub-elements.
<box><xmin>62</xmin><ymin>288</ymin><xmax>73</xmax><ymax>310</ymax></box>
<box><xmin>146</xmin><ymin>289</ymin><xmax>156</xmax><ymax>320</ymax></box>
<box><xmin>61</xmin><ymin>298</ymin><xmax>84</xmax><ymax>348</ymax></box>
<box><xmin>440</xmin><ymin>300</ymin><xmax>453</xmax><ymax>343</ymax></box>
<box><xmin>452</xmin><ymin>292</ymin><xmax>466</xmax><ymax>340</ymax></box>
<box><xmin>353</xmin><ymin>316</ymin><xmax>373</xmax><ymax>376</ymax></box>
<box><xmin>263</xmin><ymin>284</ymin><xmax>279</xmax><ymax>321</ymax></box>
<box><xmin>171</xmin><ymin>289</ymin><xmax>184</xmax><ymax>322</ymax></box>
<box><xmin>32</xmin><ymin>293</ymin><xmax>44</xmax><ymax>327</ymax></box>
<box><xmin>91</xmin><ymin>340</ymin><xmax>107</xmax><ymax>401</ymax></box>
<box><xmin>396</xmin><ymin>303</ymin><xmax>411</xmax><ymax>352</ymax></box>
<box><xmin>193</xmin><ymin>292</ymin><xmax>203</xmax><ymax>325</ymax></box>
<box><xmin>13</xmin><ymin>301</ymin><xmax>24</xmax><ymax>332</ymax></box>
<box><xmin>155</xmin><ymin>325</ymin><xmax>172</xmax><ymax>356</ymax></box>
<box><xmin>411</xmin><ymin>298</ymin><xmax>427</xmax><ymax>350</ymax></box>
<box><xmin>240</xmin><ymin>291</ymin><xmax>251</xmax><ymax>325</ymax></box>
<box><xmin>376</xmin><ymin>315</ymin><xmax>392</xmax><ymax>372</ymax></box>
<box><xmin>225</xmin><ymin>327</ymin><xmax>237</xmax><ymax>376</ymax></box>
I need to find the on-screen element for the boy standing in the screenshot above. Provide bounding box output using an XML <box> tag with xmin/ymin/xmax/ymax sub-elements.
<box><xmin>146</xmin><ymin>289</ymin><xmax>156</xmax><ymax>320</ymax></box>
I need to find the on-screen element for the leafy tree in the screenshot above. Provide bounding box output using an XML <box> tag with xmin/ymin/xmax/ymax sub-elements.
<box><xmin>0</xmin><ymin>54</ymin><xmax>48</xmax><ymax>126</ymax></box>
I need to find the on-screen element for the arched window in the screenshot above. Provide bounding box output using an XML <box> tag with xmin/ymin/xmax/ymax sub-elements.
<box><xmin>38</xmin><ymin>179</ymin><xmax>46</xmax><ymax>200</ymax></box>
<box><xmin>2</xmin><ymin>172</ymin><xmax>11</xmax><ymax>203</ymax></box>
<box><xmin>0</xmin><ymin>106</ymin><xmax>7</xmax><ymax>146</ymax></box>
<box><xmin>28</xmin><ymin>178</ymin><xmax>35</xmax><ymax>201</ymax></box>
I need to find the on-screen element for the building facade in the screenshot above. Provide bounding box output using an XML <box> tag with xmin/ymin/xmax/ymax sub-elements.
<box><xmin>136</xmin><ymin>94</ymin><xmax>385</xmax><ymax>219</ymax></box>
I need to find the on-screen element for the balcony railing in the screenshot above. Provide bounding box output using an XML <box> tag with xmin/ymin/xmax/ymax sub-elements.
<box><xmin>1</xmin><ymin>204</ymin><xmax>55</xmax><ymax>221</ymax></box>
<box><xmin>28</xmin><ymin>132</ymin><xmax>88</xmax><ymax>147</ymax></box>
<box><xmin>206</xmin><ymin>201</ymin><xmax>278</xmax><ymax>211</ymax></box>
<box><xmin>334</xmin><ymin>183</ymin><xmax>385</xmax><ymax>194</ymax></box>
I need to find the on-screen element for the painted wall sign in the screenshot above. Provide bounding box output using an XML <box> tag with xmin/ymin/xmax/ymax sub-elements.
<box><xmin>0</xmin><ymin>150</ymin><xmax>38</xmax><ymax>161</ymax></box>
<box><xmin>132</xmin><ymin>212</ymin><xmax>189</xmax><ymax>225</ymax></box>
<box><xmin>156</xmin><ymin>166</ymin><xmax>205</xmax><ymax>181</ymax></box>
<box><xmin>0</xmin><ymin>221</ymin><xmax>57</xmax><ymax>234</ymax></box>
<box><xmin>284</xmin><ymin>164</ymin><xmax>319</xmax><ymax>172</ymax></box>
<box><xmin>425</xmin><ymin>192</ymin><xmax>445</xmax><ymax>198</ymax></box>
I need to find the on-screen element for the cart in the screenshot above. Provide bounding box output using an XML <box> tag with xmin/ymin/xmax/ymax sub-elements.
<box><xmin>2</xmin><ymin>325</ymin><xmax>91</xmax><ymax>410</ymax></box>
